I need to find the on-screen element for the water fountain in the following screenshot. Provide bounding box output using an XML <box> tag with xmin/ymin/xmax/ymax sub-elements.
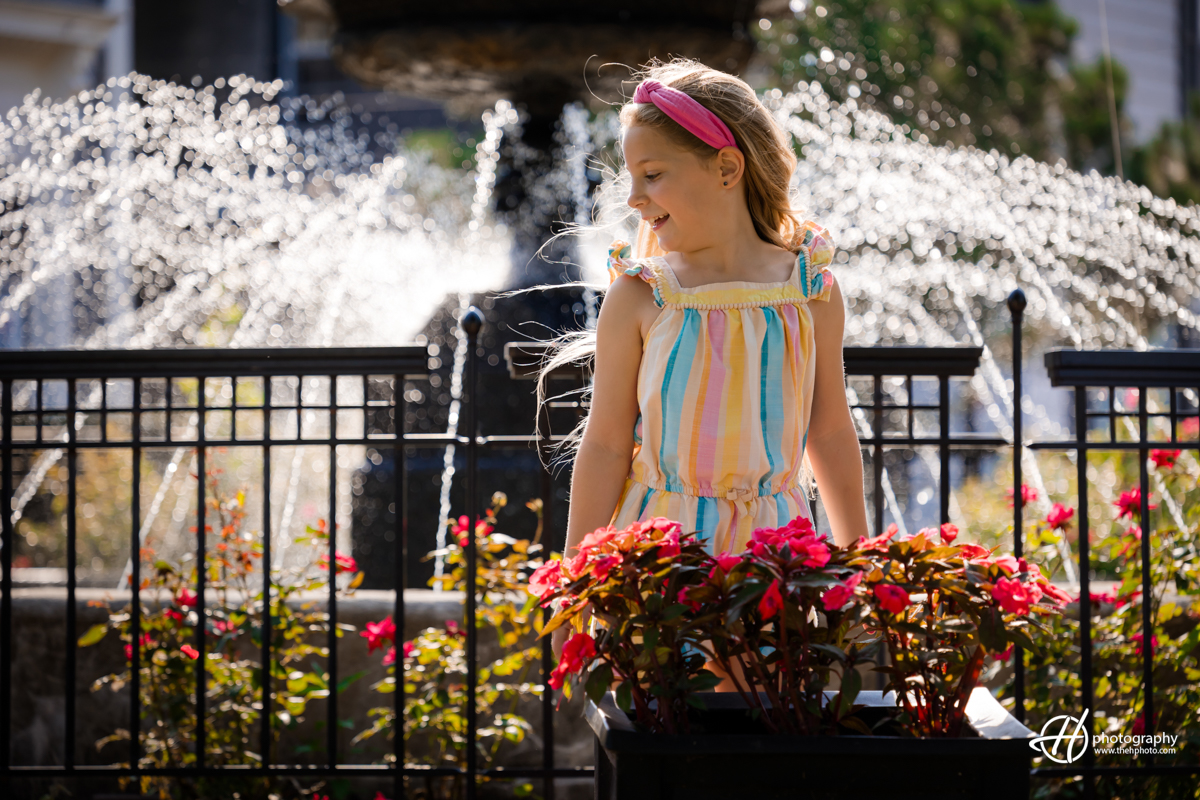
<box><xmin>3</xmin><ymin>53</ymin><xmax>1198</xmax><ymax>587</ymax></box>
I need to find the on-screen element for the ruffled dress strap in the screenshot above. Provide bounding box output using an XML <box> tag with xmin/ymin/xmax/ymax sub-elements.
<box><xmin>607</xmin><ymin>239</ymin><xmax>667</xmax><ymax>308</ymax></box>
<box><xmin>796</xmin><ymin>220</ymin><xmax>836</xmax><ymax>302</ymax></box>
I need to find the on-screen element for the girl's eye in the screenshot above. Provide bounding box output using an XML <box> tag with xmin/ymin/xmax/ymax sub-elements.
<box><xmin>645</xmin><ymin>173</ymin><xmax>659</xmax><ymax>181</ymax></box>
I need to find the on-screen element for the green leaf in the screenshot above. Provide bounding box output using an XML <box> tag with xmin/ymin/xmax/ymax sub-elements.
<box><xmin>77</xmin><ymin>624</ymin><xmax>108</xmax><ymax>647</ymax></box>
<box><xmin>585</xmin><ymin>664</ymin><xmax>614</xmax><ymax>705</ymax></box>
<box><xmin>835</xmin><ymin>667</ymin><xmax>862</xmax><ymax>719</ymax></box>
<box><xmin>615</xmin><ymin>682</ymin><xmax>632</xmax><ymax>713</ymax></box>
<box><xmin>337</xmin><ymin>670</ymin><xmax>366</xmax><ymax>694</ymax></box>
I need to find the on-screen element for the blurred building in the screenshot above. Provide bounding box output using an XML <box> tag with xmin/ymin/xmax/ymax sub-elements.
<box><xmin>0</xmin><ymin>0</ymin><xmax>130</xmax><ymax>113</ymax></box>
<box><xmin>1056</xmin><ymin>0</ymin><xmax>1200</xmax><ymax>144</ymax></box>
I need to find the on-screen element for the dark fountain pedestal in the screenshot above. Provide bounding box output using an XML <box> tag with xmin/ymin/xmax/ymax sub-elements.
<box><xmin>585</xmin><ymin>688</ymin><xmax>1034</xmax><ymax>800</ymax></box>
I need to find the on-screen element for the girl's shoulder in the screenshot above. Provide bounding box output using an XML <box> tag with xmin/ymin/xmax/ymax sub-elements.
<box><xmin>607</xmin><ymin>239</ymin><xmax>668</xmax><ymax>308</ymax></box>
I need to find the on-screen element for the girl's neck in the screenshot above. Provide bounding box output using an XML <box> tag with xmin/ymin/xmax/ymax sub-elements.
<box><xmin>662</xmin><ymin>237</ymin><xmax>796</xmax><ymax>289</ymax></box>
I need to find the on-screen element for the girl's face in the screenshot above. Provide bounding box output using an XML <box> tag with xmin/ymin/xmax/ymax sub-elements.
<box><xmin>622</xmin><ymin>124</ymin><xmax>728</xmax><ymax>251</ymax></box>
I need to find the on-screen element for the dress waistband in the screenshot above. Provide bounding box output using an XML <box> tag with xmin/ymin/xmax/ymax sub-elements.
<box><xmin>629</xmin><ymin>475</ymin><xmax>801</xmax><ymax>501</ymax></box>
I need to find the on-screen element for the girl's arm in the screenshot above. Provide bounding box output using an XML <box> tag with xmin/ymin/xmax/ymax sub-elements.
<box><xmin>805</xmin><ymin>278</ymin><xmax>870</xmax><ymax>548</ymax></box>
<box><xmin>554</xmin><ymin>273</ymin><xmax>649</xmax><ymax>656</ymax></box>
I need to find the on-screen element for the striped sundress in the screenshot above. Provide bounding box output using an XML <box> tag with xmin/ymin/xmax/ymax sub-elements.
<box><xmin>604</xmin><ymin>220</ymin><xmax>836</xmax><ymax>556</ymax></box>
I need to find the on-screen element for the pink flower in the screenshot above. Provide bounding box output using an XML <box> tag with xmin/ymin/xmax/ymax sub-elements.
<box><xmin>374</xmin><ymin>793</ymin><xmax>392</xmax><ymax>800</ymax></box>
<box><xmin>180</xmin><ymin>644</ymin><xmax>200</xmax><ymax>660</ymax></box>
<box><xmin>939</xmin><ymin>523</ymin><xmax>958</xmax><ymax>544</ymax></box>
<box><xmin>992</xmin><ymin>577</ymin><xmax>1032</xmax><ymax>615</ymax></box>
<box><xmin>591</xmin><ymin>555</ymin><xmax>622</xmax><ymax>581</ymax></box>
<box><xmin>445</xmin><ymin>619</ymin><xmax>465</xmax><ymax>637</ymax></box>
<box><xmin>1132</xmin><ymin>710</ymin><xmax>1154</xmax><ymax>736</ymax></box>
<box><xmin>957</xmin><ymin>542</ymin><xmax>992</xmax><ymax>561</ymax></box>
<box><xmin>1183</xmin><ymin>417</ymin><xmax>1199</xmax><ymax>438</ymax></box>
<box><xmin>1046</xmin><ymin>503</ymin><xmax>1075</xmax><ymax>531</ymax></box>
<box><xmin>991</xmin><ymin>643</ymin><xmax>1014</xmax><ymax>661</ymax></box>
<box><xmin>528</xmin><ymin>559</ymin><xmax>563</xmax><ymax>602</ymax></box>
<box><xmin>164</xmin><ymin>609</ymin><xmax>183</xmax><ymax>624</ymax></box>
<box><xmin>579</xmin><ymin>526</ymin><xmax>618</xmax><ymax>554</ymax></box>
<box><xmin>991</xmin><ymin>554</ymin><xmax>1020</xmax><ymax>575</ymax></box>
<box><xmin>1131</xmin><ymin>632</ymin><xmax>1159</xmax><ymax>656</ymax></box>
<box><xmin>382</xmin><ymin>646</ymin><xmax>396</xmax><ymax>666</ymax></box>
<box><xmin>403</xmin><ymin>640</ymin><xmax>416</xmax><ymax>659</ymax></box>
<box><xmin>176</xmin><ymin>588</ymin><xmax>198</xmax><ymax>608</ymax></box>
<box><xmin>318</xmin><ymin>550</ymin><xmax>358</xmax><ymax>574</ymax></box>
<box><xmin>1114</xmin><ymin>488</ymin><xmax>1156</xmax><ymax>521</ymax></box>
<box><xmin>822</xmin><ymin>572</ymin><xmax>862</xmax><ymax>610</ymax></box>
<box><xmin>361</xmin><ymin>616</ymin><xmax>396</xmax><ymax>653</ymax></box>
<box><xmin>564</xmin><ymin>551</ymin><xmax>589</xmax><ymax>580</ymax></box>
<box><xmin>874</xmin><ymin>583</ymin><xmax>910</xmax><ymax>614</ymax></box>
<box><xmin>1150</xmin><ymin>449</ymin><xmax>1181</xmax><ymax>469</ymax></box>
<box><xmin>677</xmin><ymin>587</ymin><xmax>702</xmax><ymax>612</ymax></box>
<box><xmin>1006</xmin><ymin>484</ymin><xmax>1038</xmax><ymax>508</ymax></box>
<box><xmin>758</xmin><ymin>579</ymin><xmax>784</xmax><ymax>619</ymax></box>
<box><xmin>124</xmin><ymin>634</ymin><xmax>153</xmax><ymax>662</ymax></box>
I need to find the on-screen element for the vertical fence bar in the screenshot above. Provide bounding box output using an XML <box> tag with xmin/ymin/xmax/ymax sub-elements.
<box><xmin>1008</xmin><ymin>289</ymin><xmax>1026</xmax><ymax>724</ymax></box>
<box><xmin>1075</xmin><ymin>387</ymin><xmax>1096</xmax><ymax>800</ymax></box>
<box><xmin>196</xmin><ymin>380</ymin><xmax>207</xmax><ymax>768</ymax></box>
<box><xmin>393</xmin><ymin>373</ymin><xmax>407</xmax><ymax>800</ymax></box>
<box><xmin>872</xmin><ymin>376</ymin><xmax>884</xmax><ymax>535</ymax></box>
<box><xmin>261</xmin><ymin>376</ymin><xmax>273</xmax><ymax>767</ymax></box>
<box><xmin>1138</xmin><ymin>385</ymin><xmax>1155</xmax><ymax>746</ymax></box>
<box><xmin>938</xmin><ymin>375</ymin><xmax>950</xmax><ymax>526</ymax></box>
<box><xmin>1</xmin><ymin>379</ymin><xmax>12</xmax><ymax>769</ymax></box>
<box><xmin>461</xmin><ymin>307</ymin><xmax>483</xmax><ymax>800</ymax></box>
<box><xmin>538</xmin><ymin>392</ymin><xmax>555</xmax><ymax>800</ymax></box>
<box><xmin>131</xmin><ymin>377</ymin><xmax>142</xmax><ymax>770</ymax></box>
<box><xmin>327</xmin><ymin>375</ymin><xmax>338</xmax><ymax>767</ymax></box>
<box><xmin>65</xmin><ymin>378</ymin><xmax>77</xmax><ymax>769</ymax></box>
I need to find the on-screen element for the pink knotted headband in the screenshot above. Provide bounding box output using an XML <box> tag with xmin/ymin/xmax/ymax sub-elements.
<box><xmin>632</xmin><ymin>79</ymin><xmax>739</xmax><ymax>151</ymax></box>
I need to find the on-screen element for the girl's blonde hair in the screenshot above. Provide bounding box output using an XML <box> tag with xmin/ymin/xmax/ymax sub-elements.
<box><xmin>507</xmin><ymin>56</ymin><xmax>817</xmax><ymax>490</ymax></box>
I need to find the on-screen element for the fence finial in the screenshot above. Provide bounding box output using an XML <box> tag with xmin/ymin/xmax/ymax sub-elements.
<box><xmin>1006</xmin><ymin>288</ymin><xmax>1027</xmax><ymax>316</ymax></box>
<box><xmin>461</xmin><ymin>306</ymin><xmax>484</xmax><ymax>337</ymax></box>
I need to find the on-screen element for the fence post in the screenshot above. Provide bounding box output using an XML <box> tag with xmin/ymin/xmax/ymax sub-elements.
<box><xmin>460</xmin><ymin>306</ymin><xmax>483</xmax><ymax>800</ymax></box>
<box><xmin>1007</xmin><ymin>288</ymin><xmax>1026</xmax><ymax>724</ymax></box>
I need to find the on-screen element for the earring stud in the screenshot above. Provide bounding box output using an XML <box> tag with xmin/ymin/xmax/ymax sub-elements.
<box><xmin>723</xmin><ymin>181</ymin><xmax>728</xmax><ymax>185</ymax></box>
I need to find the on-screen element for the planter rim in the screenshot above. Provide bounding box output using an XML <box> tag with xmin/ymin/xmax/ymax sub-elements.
<box><xmin>585</xmin><ymin>687</ymin><xmax>1034</xmax><ymax>756</ymax></box>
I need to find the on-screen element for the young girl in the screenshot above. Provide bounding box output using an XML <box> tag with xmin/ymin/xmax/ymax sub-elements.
<box><xmin>535</xmin><ymin>58</ymin><xmax>869</xmax><ymax>671</ymax></box>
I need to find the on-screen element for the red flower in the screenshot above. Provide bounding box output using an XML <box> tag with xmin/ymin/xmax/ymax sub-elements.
<box><xmin>957</xmin><ymin>542</ymin><xmax>992</xmax><ymax>561</ymax></box>
<box><xmin>1040</xmin><ymin>582</ymin><xmax>1074</xmax><ymax>606</ymax></box>
<box><xmin>1114</xmin><ymin>488</ymin><xmax>1156</xmax><ymax>521</ymax></box>
<box><xmin>991</xmin><ymin>643</ymin><xmax>1014</xmax><ymax>661</ymax></box>
<box><xmin>758</xmin><ymin>579</ymin><xmax>784</xmax><ymax>618</ymax></box>
<box><xmin>655</xmin><ymin>531</ymin><xmax>681</xmax><ymax>559</ymax></box>
<box><xmin>318</xmin><ymin>550</ymin><xmax>357</xmax><ymax>574</ymax></box>
<box><xmin>1046</xmin><ymin>503</ymin><xmax>1074</xmax><ymax>531</ymax></box>
<box><xmin>1131</xmin><ymin>710</ymin><xmax>1154</xmax><ymax>736</ymax></box>
<box><xmin>528</xmin><ymin>559</ymin><xmax>563</xmax><ymax>602</ymax></box>
<box><xmin>591</xmin><ymin>554</ymin><xmax>622</xmax><ymax>581</ymax></box>
<box><xmin>939</xmin><ymin>523</ymin><xmax>958</xmax><ymax>544</ymax></box>
<box><xmin>1183</xmin><ymin>417</ymin><xmax>1199</xmax><ymax>438</ymax></box>
<box><xmin>176</xmin><ymin>588</ymin><xmax>198</xmax><ymax>608</ymax></box>
<box><xmin>548</xmin><ymin>632</ymin><xmax>597</xmax><ymax>689</ymax></box>
<box><xmin>1149</xmin><ymin>449</ymin><xmax>1181</xmax><ymax>469</ymax></box>
<box><xmin>164</xmin><ymin>608</ymin><xmax>183</xmax><ymax>624</ymax></box>
<box><xmin>1131</xmin><ymin>632</ymin><xmax>1159</xmax><ymax>656</ymax></box>
<box><xmin>857</xmin><ymin>523</ymin><xmax>898</xmax><ymax>552</ymax></box>
<box><xmin>382</xmin><ymin>646</ymin><xmax>396</xmax><ymax>666</ymax></box>
<box><xmin>992</xmin><ymin>577</ymin><xmax>1032</xmax><ymax>615</ymax></box>
<box><xmin>445</xmin><ymin>619</ymin><xmax>465</xmax><ymax>637</ymax></box>
<box><xmin>361</xmin><ymin>616</ymin><xmax>397</xmax><ymax>653</ymax></box>
<box><xmin>124</xmin><ymin>633</ymin><xmax>154</xmax><ymax>662</ymax></box>
<box><xmin>1006</xmin><ymin>484</ymin><xmax>1038</xmax><ymax>508</ymax></box>
<box><xmin>822</xmin><ymin>571</ymin><xmax>862</xmax><ymax>610</ymax></box>
<box><xmin>874</xmin><ymin>583</ymin><xmax>910</xmax><ymax>614</ymax></box>
<box><xmin>180</xmin><ymin>644</ymin><xmax>200</xmax><ymax>660</ymax></box>
<box><xmin>403</xmin><ymin>640</ymin><xmax>416</xmax><ymax>659</ymax></box>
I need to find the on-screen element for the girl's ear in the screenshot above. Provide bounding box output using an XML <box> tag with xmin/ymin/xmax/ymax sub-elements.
<box><xmin>716</xmin><ymin>145</ymin><xmax>745</xmax><ymax>188</ymax></box>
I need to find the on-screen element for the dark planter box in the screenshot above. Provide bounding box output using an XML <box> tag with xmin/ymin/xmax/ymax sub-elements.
<box><xmin>585</xmin><ymin>687</ymin><xmax>1033</xmax><ymax>800</ymax></box>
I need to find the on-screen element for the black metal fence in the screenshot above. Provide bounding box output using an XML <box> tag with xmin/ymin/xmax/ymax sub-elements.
<box><xmin>1</xmin><ymin>297</ymin><xmax>1198</xmax><ymax>799</ymax></box>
